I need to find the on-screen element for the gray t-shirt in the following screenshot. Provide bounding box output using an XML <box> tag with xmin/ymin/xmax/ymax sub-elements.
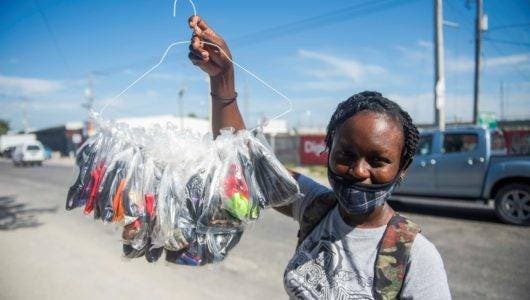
<box><xmin>283</xmin><ymin>174</ymin><xmax>451</xmax><ymax>299</ymax></box>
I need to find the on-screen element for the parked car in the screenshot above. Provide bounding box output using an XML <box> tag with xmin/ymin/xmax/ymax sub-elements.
<box><xmin>395</xmin><ymin>126</ymin><xmax>530</xmax><ymax>226</ymax></box>
<box><xmin>43</xmin><ymin>145</ymin><xmax>52</xmax><ymax>160</ymax></box>
<box><xmin>11</xmin><ymin>141</ymin><xmax>45</xmax><ymax>166</ymax></box>
<box><xmin>2</xmin><ymin>146</ymin><xmax>16</xmax><ymax>158</ymax></box>
<box><xmin>0</xmin><ymin>134</ymin><xmax>37</xmax><ymax>155</ymax></box>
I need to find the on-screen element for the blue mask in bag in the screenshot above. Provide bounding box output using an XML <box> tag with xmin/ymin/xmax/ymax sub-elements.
<box><xmin>327</xmin><ymin>168</ymin><xmax>397</xmax><ymax>215</ymax></box>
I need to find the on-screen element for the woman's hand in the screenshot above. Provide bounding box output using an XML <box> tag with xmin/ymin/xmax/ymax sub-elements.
<box><xmin>187</xmin><ymin>15</ymin><xmax>243</xmax><ymax>135</ymax></box>
<box><xmin>188</xmin><ymin>15</ymin><xmax>233</xmax><ymax>78</ymax></box>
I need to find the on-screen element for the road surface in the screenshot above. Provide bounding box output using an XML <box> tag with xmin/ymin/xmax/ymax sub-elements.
<box><xmin>0</xmin><ymin>160</ymin><xmax>528</xmax><ymax>299</ymax></box>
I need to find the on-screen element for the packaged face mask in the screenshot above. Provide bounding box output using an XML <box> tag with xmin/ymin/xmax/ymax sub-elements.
<box><xmin>247</xmin><ymin>129</ymin><xmax>300</xmax><ymax>208</ymax></box>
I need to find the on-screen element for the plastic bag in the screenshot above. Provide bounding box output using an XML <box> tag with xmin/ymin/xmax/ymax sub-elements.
<box><xmin>66</xmin><ymin>132</ymin><xmax>106</xmax><ymax>210</ymax></box>
<box><xmin>151</xmin><ymin>165</ymin><xmax>187</xmax><ymax>251</ymax></box>
<box><xmin>197</xmin><ymin>130</ymin><xmax>248</xmax><ymax>234</ymax></box>
<box><xmin>96</xmin><ymin>146</ymin><xmax>134</xmax><ymax>222</ymax></box>
<box><xmin>248</xmin><ymin>128</ymin><xmax>300</xmax><ymax>207</ymax></box>
<box><xmin>67</xmin><ymin>119</ymin><xmax>299</xmax><ymax>266</ymax></box>
<box><xmin>82</xmin><ymin>130</ymin><xmax>116</xmax><ymax>216</ymax></box>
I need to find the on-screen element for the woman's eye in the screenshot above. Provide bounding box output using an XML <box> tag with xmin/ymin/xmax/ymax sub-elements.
<box><xmin>371</xmin><ymin>157</ymin><xmax>388</xmax><ymax>167</ymax></box>
<box><xmin>340</xmin><ymin>150</ymin><xmax>354</xmax><ymax>157</ymax></box>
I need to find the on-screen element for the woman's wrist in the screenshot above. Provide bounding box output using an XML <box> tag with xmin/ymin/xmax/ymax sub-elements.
<box><xmin>210</xmin><ymin>67</ymin><xmax>235</xmax><ymax>99</ymax></box>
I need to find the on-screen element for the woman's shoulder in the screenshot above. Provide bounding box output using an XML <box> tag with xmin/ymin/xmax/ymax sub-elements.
<box><xmin>402</xmin><ymin>233</ymin><xmax>452</xmax><ymax>299</ymax></box>
<box><xmin>292</xmin><ymin>173</ymin><xmax>334</xmax><ymax>223</ymax></box>
<box><xmin>410</xmin><ymin>233</ymin><xmax>442</xmax><ymax>260</ymax></box>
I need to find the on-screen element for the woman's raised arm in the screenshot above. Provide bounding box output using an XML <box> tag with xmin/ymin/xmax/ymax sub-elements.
<box><xmin>188</xmin><ymin>16</ymin><xmax>245</xmax><ymax>136</ymax></box>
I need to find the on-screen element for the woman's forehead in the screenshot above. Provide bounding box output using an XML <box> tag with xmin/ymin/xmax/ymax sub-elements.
<box><xmin>335</xmin><ymin>112</ymin><xmax>404</xmax><ymax>150</ymax></box>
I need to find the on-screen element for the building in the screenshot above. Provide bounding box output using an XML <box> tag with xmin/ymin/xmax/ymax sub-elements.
<box><xmin>33</xmin><ymin>122</ymin><xmax>84</xmax><ymax>156</ymax></box>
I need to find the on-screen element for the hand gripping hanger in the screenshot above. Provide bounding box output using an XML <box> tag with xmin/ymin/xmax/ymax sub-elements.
<box><xmin>98</xmin><ymin>0</ymin><xmax>293</xmax><ymax>129</ymax></box>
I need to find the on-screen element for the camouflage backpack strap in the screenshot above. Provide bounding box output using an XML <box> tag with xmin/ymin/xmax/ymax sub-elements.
<box><xmin>296</xmin><ymin>191</ymin><xmax>337</xmax><ymax>248</ymax></box>
<box><xmin>373</xmin><ymin>214</ymin><xmax>421</xmax><ymax>300</ymax></box>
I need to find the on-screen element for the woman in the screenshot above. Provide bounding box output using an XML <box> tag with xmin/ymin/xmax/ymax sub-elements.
<box><xmin>188</xmin><ymin>16</ymin><xmax>451</xmax><ymax>299</ymax></box>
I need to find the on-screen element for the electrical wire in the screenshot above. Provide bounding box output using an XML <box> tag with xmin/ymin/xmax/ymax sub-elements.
<box><xmin>89</xmin><ymin>0</ymin><xmax>422</xmax><ymax>82</ymax></box>
<box><xmin>483</xmin><ymin>37</ymin><xmax>530</xmax><ymax>48</ymax></box>
<box><xmin>33</xmin><ymin>0</ymin><xmax>73</xmax><ymax>77</ymax></box>
<box><xmin>229</xmin><ymin>0</ymin><xmax>420</xmax><ymax>47</ymax></box>
<box><xmin>0</xmin><ymin>0</ymin><xmax>64</xmax><ymax>32</ymax></box>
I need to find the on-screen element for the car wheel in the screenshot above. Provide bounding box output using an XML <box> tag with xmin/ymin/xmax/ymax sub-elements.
<box><xmin>494</xmin><ymin>183</ymin><xmax>530</xmax><ymax>226</ymax></box>
<box><xmin>37</xmin><ymin>161</ymin><xmax>43</xmax><ymax>166</ymax></box>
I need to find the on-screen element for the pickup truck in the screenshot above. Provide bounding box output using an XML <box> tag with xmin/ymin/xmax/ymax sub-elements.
<box><xmin>395</xmin><ymin>126</ymin><xmax>530</xmax><ymax>226</ymax></box>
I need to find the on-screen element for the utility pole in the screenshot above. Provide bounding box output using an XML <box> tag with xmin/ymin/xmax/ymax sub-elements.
<box><xmin>473</xmin><ymin>0</ymin><xmax>484</xmax><ymax>124</ymax></box>
<box><xmin>83</xmin><ymin>73</ymin><xmax>94</xmax><ymax>112</ymax></box>
<box><xmin>500</xmin><ymin>81</ymin><xmax>504</xmax><ymax>120</ymax></box>
<box><xmin>22</xmin><ymin>98</ymin><xmax>29</xmax><ymax>134</ymax></box>
<box><xmin>82</xmin><ymin>73</ymin><xmax>95</xmax><ymax>137</ymax></box>
<box><xmin>434</xmin><ymin>0</ymin><xmax>446</xmax><ymax>131</ymax></box>
<box><xmin>178</xmin><ymin>88</ymin><xmax>185</xmax><ymax>130</ymax></box>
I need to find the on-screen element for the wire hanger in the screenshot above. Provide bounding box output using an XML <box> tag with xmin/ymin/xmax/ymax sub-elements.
<box><xmin>98</xmin><ymin>0</ymin><xmax>293</xmax><ymax>127</ymax></box>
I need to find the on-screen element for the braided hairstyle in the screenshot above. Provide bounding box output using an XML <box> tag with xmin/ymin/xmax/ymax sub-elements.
<box><xmin>325</xmin><ymin>91</ymin><xmax>420</xmax><ymax>172</ymax></box>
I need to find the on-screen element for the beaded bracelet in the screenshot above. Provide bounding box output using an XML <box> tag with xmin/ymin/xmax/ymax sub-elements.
<box><xmin>211</xmin><ymin>92</ymin><xmax>238</xmax><ymax>105</ymax></box>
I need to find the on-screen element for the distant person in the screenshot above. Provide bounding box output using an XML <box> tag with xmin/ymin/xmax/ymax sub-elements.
<box><xmin>188</xmin><ymin>16</ymin><xmax>451</xmax><ymax>299</ymax></box>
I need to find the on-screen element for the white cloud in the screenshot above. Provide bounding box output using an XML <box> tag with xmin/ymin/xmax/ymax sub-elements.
<box><xmin>289</xmin><ymin>80</ymin><xmax>353</xmax><ymax>92</ymax></box>
<box><xmin>418</xmin><ymin>40</ymin><xmax>434</xmax><ymax>49</ymax></box>
<box><xmin>485</xmin><ymin>53</ymin><xmax>530</xmax><ymax>68</ymax></box>
<box><xmin>386</xmin><ymin>92</ymin><xmax>434</xmax><ymax>124</ymax></box>
<box><xmin>298</xmin><ymin>49</ymin><xmax>387</xmax><ymax>83</ymax></box>
<box><xmin>0</xmin><ymin>75</ymin><xmax>63</xmax><ymax>95</ymax></box>
<box><xmin>122</xmin><ymin>68</ymin><xmax>135</xmax><ymax>75</ymax></box>
<box><xmin>446</xmin><ymin>56</ymin><xmax>474</xmax><ymax>72</ymax></box>
<box><xmin>447</xmin><ymin>53</ymin><xmax>530</xmax><ymax>73</ymax></box>
<box><xmin>394</xmin><ymin>41</ymin><xmax>432</xmax><ymax>64</ymax></box>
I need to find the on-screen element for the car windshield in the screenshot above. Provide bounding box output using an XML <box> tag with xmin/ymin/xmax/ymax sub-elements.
<box><xmin>26</xmin><ymin>145</ymin><xmax>41</xmax><ymax>151</ymax></box>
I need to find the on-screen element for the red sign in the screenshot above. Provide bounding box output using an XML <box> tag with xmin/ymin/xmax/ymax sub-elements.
<box><xmin>299</xmin><ymin>135</ymin><xmax>328</xmax><ymax>165</ymax></box>
<box><xmin>503</xmin><ymin>130</ymin><xmax>530</xmax><ymax>155</ymax></box>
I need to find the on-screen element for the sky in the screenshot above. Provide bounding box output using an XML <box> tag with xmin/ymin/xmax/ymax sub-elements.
<box><xmin>1</xmin><ymin>0</ymin><xmax>529</xmax><ymax>132</ymax></box>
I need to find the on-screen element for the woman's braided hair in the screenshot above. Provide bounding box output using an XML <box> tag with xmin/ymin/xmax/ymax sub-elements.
<box><xmin>325</xmin><ymin>91</ymin><xmax>420</xmax><ymax>171</ymax></box>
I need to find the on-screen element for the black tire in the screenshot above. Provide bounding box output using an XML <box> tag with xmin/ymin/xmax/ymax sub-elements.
<box><xmin>494</xmin><ymin>183</ymin><xmax>530</xmax><ymax>226</ymax></box>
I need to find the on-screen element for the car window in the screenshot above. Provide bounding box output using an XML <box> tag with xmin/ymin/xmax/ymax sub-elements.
<box><xmin>443</xmin><ymin>134</ymin><xmax>478</xmax><ymax>153</ymax></box>
<box><xmin>490</xmin><ymin>130</ymin><xmax>506</xmax><ymax>151</ymax></box>
<box><xmin>415</xmin><ymin>135</ymin><xmax>433</xmax><ymax>155</ymax></box>
<box><xmin>26</xmin><ymin>145</ymin><xmax>41</xmax><ymax>151</ymax></box>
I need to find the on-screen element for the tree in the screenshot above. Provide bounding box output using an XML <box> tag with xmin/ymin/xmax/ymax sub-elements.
<box><xmin>0</xmin><ymin>119</ymin><xmax>9</xmax><ymax>135</ymax></box>
<box><xmin>187</xmin><ymin>112</ymin><xmax>198</xmax><ymax>118</ymax></box>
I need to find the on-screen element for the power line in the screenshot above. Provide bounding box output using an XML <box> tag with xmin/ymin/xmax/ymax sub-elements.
<box><xmin>483</xmin><ymin>37</ymin><xmax>530</xmax><ymax>47</ymax></box>
<box><xmin>488</xmin><ymin>22</ymin><xmax>530</xmax><ymax>32</ymax></box>
<box><xmin>0</xmin><ymin>0</ymin><xmax>64</xmax><ymax>33</ymax></box>
<box><xmin>88</xmin><ymin>0</ymin><xmax>420</xmax><ymax>78</ymax></box>
<box><xmin>33</xmin><ymin>0</ymin><xmax>73</xmax><ymax>76</ymax></box>
<box><xmin>485</xmin><ymin>39</ymin><xmax>530</xmax><ymax>82</ymax></box>
<box><xmin>229</xmin><ymin>0</ymin><xmax>420</xmax><ymax>47</ymax></box>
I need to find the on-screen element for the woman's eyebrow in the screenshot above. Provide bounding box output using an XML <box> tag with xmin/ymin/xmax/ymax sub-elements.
<box><xmin>368</xmin><ymin>147</ymin><xmax>393</xmax><ymax>157</ymax></box>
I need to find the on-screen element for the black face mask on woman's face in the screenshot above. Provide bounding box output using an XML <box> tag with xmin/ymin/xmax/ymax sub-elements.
<box><xmin>327</xmin><ymin>166</ymin><xmax>398</xmax><ymax>215</ymax></box>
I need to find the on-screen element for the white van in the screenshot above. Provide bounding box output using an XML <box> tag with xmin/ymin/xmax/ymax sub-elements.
<box><xmin>12</xmin><ymin>141</ymin><xmax>45</xmax><ymax>166</ymax></box>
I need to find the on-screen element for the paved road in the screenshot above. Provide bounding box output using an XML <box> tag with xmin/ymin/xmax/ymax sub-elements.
<box><xmin>0</xmin><ymin>160</ymin><xmax>529</xmax><ymax>299</ymax></box>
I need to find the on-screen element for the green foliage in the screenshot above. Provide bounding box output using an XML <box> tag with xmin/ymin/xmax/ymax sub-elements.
<box><xmin>0</xmin><ymin>119</ymin><xmax>9</xmax><ymax>135</ymax></box>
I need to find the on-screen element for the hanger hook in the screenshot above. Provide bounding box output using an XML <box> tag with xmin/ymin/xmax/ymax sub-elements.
<box><xmin>173</xmin><ymin>0</ymin><xmax>197</xmax><ymax>18</ymax></box>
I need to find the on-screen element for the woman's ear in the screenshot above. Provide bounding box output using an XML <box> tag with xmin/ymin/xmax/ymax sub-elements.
<box><xmin>396</xmin><ymin>170</ymin><xmax>407</xmax><ymax>185</ymax></box>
